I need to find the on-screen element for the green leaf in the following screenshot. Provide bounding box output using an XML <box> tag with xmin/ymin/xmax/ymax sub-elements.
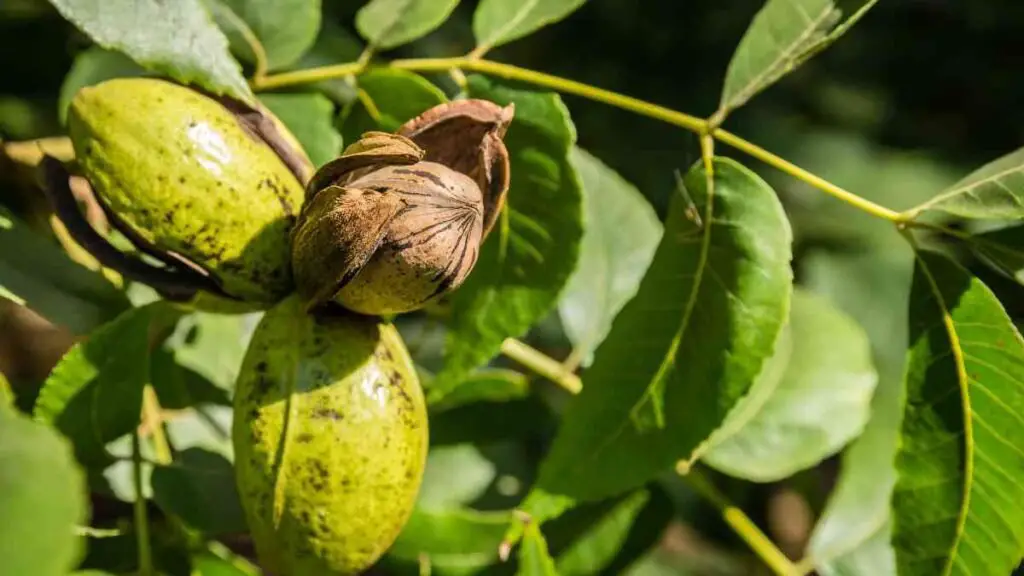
<box><xmin>703</xmin><ymin>288</ymin><xmax>878</xmax><ymax>482</ymax></box>
<box><xmin>966</xmin><ymin>225</ymin><xmax>1024</xmax><ymax>285</ymax></box>
<box><xmin>554</xmin><ymin>490</ymin><xmax>651</xmax><ymax>575</ymax></box>
<box><xmin>559</xmin><ymin>147</ymin><xmax>662</xmax><ymax>368</ymax></box>
<box><xmin>289</xmin><ymin>19</ymin><xmax>364</xmax><ymax>105</ymax></box>
<box><xmin>519</xmin><ymin>522</ymin><xmax>560</xmax><ymax>576</ymax></box>
<box><xmin>526</xmin><ymin>157</ymin><xmax>792</xmax><ymax>507</ymax></box>
<box><xmin>801</xmin><ymin>247</ymin><xmax>912</xmax><ymax>576</ymax></box>
<box><xmin>215</xmin><ymin>0</ymin><xmax>321</xmax><ymax>70</ymax></box>
<box><xmin>427</xmin><ymin>368</ymin><xmax>530</xmax><ymax>413</ymax></box>
<box><xmin>149</xmin><ymin>348</ymin><xmax>231</xmax><ymax>411</ymax></box>
<box><xmin>48</xmin><ymin>0</ymin><xmax>253</xmax><ymax>104</ymax></box>
<box><xmin>908</xmin><ymin>148</ymin><xmax>1024</xmax><ymax>220</ymax></box>
<box><xmin>386</xmin><ymin>508</ymin><xmax>513</xmax><ymax>574</ymax></box>
<box><xmin>431</xmin><ymin>75</ymin><xmax>583</xmax><ymax>399</ymax></box>
<box><xmin>417</xmin><ymin>444</ymin><xmax>497</xmax><ymax>510</ymax></box>
<box><xmin>429</xmin><ymin>397</ymin><xmax>554</xmax><ymax>447</ymax></box>
<box><xmin>718</xmin><ymin>0</ymin><xmax>879</xmax><ymax>117</ymax></box>
<box><xmin>890</xmin><ymin>250</ymin><xmax>1024</xmax><ymax>576</ymax></box>
<box><xmin>58</xmin><ymin>46</ymin><xmax>147</xmax><ymax>123</ymax></box>
<box><xmin>472</xmin><ymin>0</ymin><xmax>588</xmax><ymax>53</ymax></box>
<box><xmin>0</xmin><ymin>408</ymin><xmax>87</xmax><ymax>576</ymax></box>
<box><xmin>151</xmin><ymin>447</ymin><xmax>247</xmax><ymax>535</ymax></box>
<box><xmin>162</xmin><ymin>310</ymin><xmax>257</xmax><ymax>393</ymax></box>
<box><xmin>340</xmin><ymin>68</ymin><xmax>447</xmax><ymax>148</ymax></box>
<box><xmin>33</xmin><ymin>303</ymin><xmax>171</xmax><ymax>464</ymax></box>
<box><xmin>355</xmin><ymin>0</ymin><xmax>461</xmax><ymax>50</ymax></box>
<box><xmin>0</xmin><ymin>206</ymin><xmax>129</xmax><ymax>334</ymax></box>
<box><xmin>258</xmin><ymin>92</ymin><xmax>342</xmax><ymax>167</ymax></box>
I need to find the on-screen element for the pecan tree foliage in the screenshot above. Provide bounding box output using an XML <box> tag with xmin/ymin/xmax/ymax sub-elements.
<box><xmin>1</xmin><ymin>1</ymin><xmax>1023</xmax><ymax>576</ymax></box>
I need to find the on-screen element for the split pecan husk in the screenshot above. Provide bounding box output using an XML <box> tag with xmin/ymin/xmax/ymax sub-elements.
<box><xmin>291</xmin><ymin>99</ymin><xmax>515</xmax><ymax>316</ymax></box>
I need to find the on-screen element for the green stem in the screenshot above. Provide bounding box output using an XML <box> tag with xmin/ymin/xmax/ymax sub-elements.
<box><xmin>142</xmin><ymin>385</ymin><xmax>172</xmax><ymax>465</ymax></box>
<box><xmin>686</xmin><ymin>468</ymin><xmax>799</xmax><ymax>576</ymax></box>
<box><xmin>132</xmin><ymin>430</ymin><xmax>154</xmax><ymax>576</ymax></box>
<box><xmin>711</xmin><ymin>128</ymin><xmax>902</xmax><ymax>222</ymax></box>
<box><xmin>252</xmin><ymin>61</ymin><xmax>365</xmax><ymax>90</ymax></box>
<box><xmin>500</xmin><ymin>338</ymin><xmax>582</xmax><ymax>394</ymax></box>
<box><xmin>254</xmin><ymin>57</ymin><xmax>904</xmax><ymax>225</ymax></box>
<box><xmin>395</xmin><ymin>58</ymin><xmax>708</xmax><ymax>133</ymax></box>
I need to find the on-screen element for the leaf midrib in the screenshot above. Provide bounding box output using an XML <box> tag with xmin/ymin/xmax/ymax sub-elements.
<box><xmin>581</xmin><ymin>182</ymin><xmax>717</xmax><ymax>471</ymax></box>
<box><xmin>915</xmin><ymin>251</ymin><xmax>974</xmax><ymax>576</ymax></box>
<box><xmin>912</xmin><ymin>161</ymin><xmax>1024</xmax><ymax>217</ymax></box>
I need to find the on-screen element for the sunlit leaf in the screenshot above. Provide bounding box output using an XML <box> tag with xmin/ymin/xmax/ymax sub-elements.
<box><xmin>559</xmin><ymin>147</ymin><xmax>662</xmax><ymax>367</ymax></box>
<box><xmin>0</xmin><ymin>206</ymin><xmax>129</xmax><ymax>334</ymax></box>
<box><xmin>33</xmin><ymin>302</ymin><xmax>174</xmax><ymax>464</ymax></box>
<box><xmin>259</xmin><ymin>92</ymin><xmax>342</xmax><ymax>167</ymax></box>
<box><xmin>48</xmin><ymin>0</ymin><xmax>253</xmax><ymax>103</ymax></box>
<box><xmin>0</xmin><ymin>408</ymin><xmax>87</xmax><ymax>576</ymax></box>
<box><xmin>524</xmin><ymin>157</ymin><xmax>792</xmax><ymax>514</ymax></box>
<box><xmin>355</xmin><ymin>0</ymin><xmax>461</xmax><ymax>50</ymax></box>
<box><xmin>472</xmin><ymin>0</ymin><xmax>588</xmax><ymax>53</ymax></box>
<box><xmin>519</xmin><ymin>522</ymin><xmax>560</xmax><ymax>576</ymax></box>
<box><xmin>703</xmin><ymin>289</ymin><xmax>877</xmax><ymax>482</ymax></box>
<box><xmin>967</xmin><ymin>225</ymin><xmax>1024</xmax><ymax>285</ymax></box>
<box><xmin>215</xmin><ymin>0</ymin><xmax>321</xmax><ymax>70</ymax></box>
<box><xmin>431</xmin><ymin>75</ymin><xmax>583</xmax><ymax>399</ymax></box>
<box><xmin>718</xmin><ymin>0</ymin><xmax>879</xmax><ymax>118</ymax></box>
<box><xmin>58</xmin><ymin>47</ymin><xmax>147</xmax><ymax>123</ymax></box>
<box><xmin>151</xmin><ymin>447</ymin><xmax>247</xmax><ymax>535</ymax></box>
<box><xmin>908</xmin><ymin>148</ymin><xmax>1024</xmax><ymax>220</ymax></box>
<box><xmin>891</xmin><ymin>250</ymin><xmax>1024</xmax><ymax>576</ymax></box>
<box><xmin>802</xmin><ymin>247</ymin><xmax>912</xmax><ymax>576</ymax></box>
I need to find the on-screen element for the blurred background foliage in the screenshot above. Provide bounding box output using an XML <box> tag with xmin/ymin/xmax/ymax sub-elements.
<box><xmin>2</xmin><ymin>0</ymin><xmax>1022</xmax><ymax>574</ymax></box>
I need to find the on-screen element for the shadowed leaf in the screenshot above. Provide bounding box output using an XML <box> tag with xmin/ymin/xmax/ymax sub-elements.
<box><xmin>259</xmin><ymin>92</ymin><xmax>342</xmax><ymax>167</ymax></box>
<box><xmin>430</xmin><ymin>75</ymin><xmax>583</xmax><ymax>399</ymax></box>
<box><xmin>0</xmin><ymin>206</ymin><xmax>129</xmax><ymax>334</ymax></box>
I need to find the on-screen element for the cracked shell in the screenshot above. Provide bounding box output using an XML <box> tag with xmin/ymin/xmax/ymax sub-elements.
<box><xmin>232</xmin><ymin>295</ymin><xmax>428</xmax><ymax>575</ymax></box>
<box><xmin>68</xmin><ymin>77</ymin><xmax>307</xmax><ymax>305</ymax></box>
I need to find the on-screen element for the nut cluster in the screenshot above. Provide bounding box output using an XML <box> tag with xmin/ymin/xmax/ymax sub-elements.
<box><xmin>48</xmin><ymin>77</ymin><xmax>514</xmax><ymax>317</ymax></box>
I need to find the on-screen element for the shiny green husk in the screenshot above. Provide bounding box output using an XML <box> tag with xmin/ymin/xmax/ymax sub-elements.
<box><xmin>232</xmin><ymin>295</ymin><xmax>428</xmax><ymax>575</ymax></box>
<box><xmin>68</xmin><ymin>77</ymin><xmax>307</xmax><ymax>306</ymax></box>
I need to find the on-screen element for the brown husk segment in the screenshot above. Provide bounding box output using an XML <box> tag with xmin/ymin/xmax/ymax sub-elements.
<box><xmin>396</xmin><ymin>99</ymin><xmax>514</xmax><ymax>240</ymax></box>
